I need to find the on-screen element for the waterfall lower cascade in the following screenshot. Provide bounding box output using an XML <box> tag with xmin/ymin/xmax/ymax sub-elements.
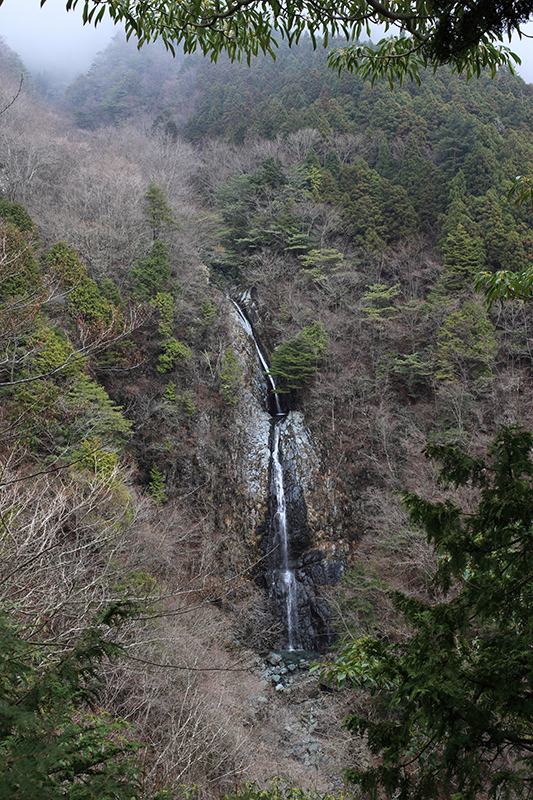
<box><xmin>270</xmin><ymin>421</ymin><xmax>299</xmax><ymax>650</ymax></box>
<box><xmin>230</xmin><ymin>297</ymin><xmax>338</xmax><ymax>652</ymax></box>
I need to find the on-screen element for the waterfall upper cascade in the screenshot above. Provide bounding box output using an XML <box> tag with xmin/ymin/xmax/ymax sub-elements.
<box><xmin>230</xmin><ymin>297</ymin><xmax>339</xmax><ymax>651</ymax></box>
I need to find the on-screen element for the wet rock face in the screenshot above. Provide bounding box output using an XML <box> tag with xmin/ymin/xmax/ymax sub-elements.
<box><xmin>262</xmin><ymin>569</ymin><xmax>334</xmax><ymax>650</ymax></box>
<box><xmin>260</xmin><ymin>415</ymin><xmax>339</xmax><ymax>651</ymax></box>
<box><xmin>285</xmin><ymin>482</ymin><xmax>311</xmax><ymax>558</ymax></box>
<box><xmin>225</xmin><ymin>302</ymin><xmax>272</xmax><ymax>535</ymax></box>
<box><xmin>293</xmin><ymin>577</ymin><xmax>335</xmax><ymax>651</ymax></box>
<box><xmin>277</xmin><ymin>413</ymin><xmax>316</xmax><ymax>561</ymax></box>
<box><xmin>226</xmin><ymin>294</ymin><xmax>343</xmax><ymax>652</ymax></box>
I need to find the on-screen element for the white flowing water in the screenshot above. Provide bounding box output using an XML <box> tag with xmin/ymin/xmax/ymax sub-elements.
<box><xmin>271</xmin><ymin>422</ymin><xmax>299</xmax><ymax>650</ymax></box>
<box><xmin>231</xmin><ymin>297</ymin><xmax>299</xmax><ymax>648</ymax></box>
<box><xmin>230</xmin><ymin>300</ymin><xmax>282</xmax><ymax>415</ymax></box>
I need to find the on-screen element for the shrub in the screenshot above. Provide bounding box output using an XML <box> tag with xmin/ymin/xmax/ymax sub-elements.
<box><xmin>220</xmin><ymin>348</ymin><xmax>243</xmax><ymax>404</ymax></box>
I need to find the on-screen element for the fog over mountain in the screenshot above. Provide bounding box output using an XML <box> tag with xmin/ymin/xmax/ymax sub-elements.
<box><xmin>0</xmin><ymin>0</ymin><xmax>118</xmax><ymax>82</ymax></box>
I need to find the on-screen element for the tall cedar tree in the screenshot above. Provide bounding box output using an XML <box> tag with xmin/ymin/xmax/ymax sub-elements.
<box><xmin>324</xmin><ymin>427</ymin><xmax>533</xmax><ymax>800</ymax></box>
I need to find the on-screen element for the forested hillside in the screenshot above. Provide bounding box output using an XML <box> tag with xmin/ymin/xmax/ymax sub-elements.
<box><xmin>3</xmin><ymin>29</ymin><xmax>533</xmax><ymax>799</ymax></box>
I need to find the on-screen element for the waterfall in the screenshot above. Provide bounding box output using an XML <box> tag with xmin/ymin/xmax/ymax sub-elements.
<box><xmin>230</xmin><ymin>295</ymin><xmax>338</xmax><ymax>652</ymax></box>
<box><xmin>230</xmin><ymin>298</ymin><xmax>299</xmax><ymax>647</ymax></box>
<box><xmin>270</xmin><ymin>422</ymin><xmax>299</xmax><ymax>650</ymax></box>
<box><xmin>230</xmin><ymin>300</ymin><xmax>282</xmax><ymax>415</ymax></box>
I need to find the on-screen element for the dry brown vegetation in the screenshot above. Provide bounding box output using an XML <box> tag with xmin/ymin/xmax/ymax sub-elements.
<box><xmin>4</xmin><ymin>37</ymin><xmax>533</xmax><ymax>798</ymax></box>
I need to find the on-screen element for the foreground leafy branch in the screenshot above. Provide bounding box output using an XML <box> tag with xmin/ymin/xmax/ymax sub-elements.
<box><xmin>323</xmin><ymin>427</ymin><xmax>533</xmax><ymax>800</ymax></box>
<box><xmin>30</xmin><ymin>0</ymin><xmax>525</xmax><ymax>84</ymax></box>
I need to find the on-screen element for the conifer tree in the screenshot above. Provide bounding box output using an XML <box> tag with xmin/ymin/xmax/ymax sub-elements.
<box><xmin>144</xmin><ymin>182</ymin><xmax>177</xmax><ymax>240</ymax></box>
<box><xmin>270</xmin><ymin>322</ymin><xmax>328</xmax><ymax>393</ymax></box>
<box><xmin>323</xmin><ymin>427</ymin><xmax>533</xmax><ymax>800</ymax></box>
<box><xmin>435</xmin><ymin>300</ymin><xmax>497</xmax><ymax>380</ymax></box>
<box><xmin>0</xmin><ymin>606</ymin><xmax>143</xmax><ymax>798</ymax></box>
<box><xmin>441</xmin><ymin>223</ymin><xmax>486</xmax><ymax>288</ymax></box>
<box><xmin>131</xmin><ymin>240</ymin><xmax>171</xmax><ymax>300</ymax></box>
<box><xmin>148</xmin><ymin>463</ymin><xmax>167</xmax><ymax>504</ymax></box>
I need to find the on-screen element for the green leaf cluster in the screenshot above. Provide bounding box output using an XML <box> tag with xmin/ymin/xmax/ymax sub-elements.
<box><xmin>475</xmin><ymin>267</ymin><xmax>533</xmax><ymax>307</ymax></box>
<box><xmin>0</xmin><ymin>606</ymin><xmax>143</xmax><ymax>799</ymax></box>
<box><xmin>323</xmin><ymin>427</ymin><xmax>533</xmax><ymax>800</ymax></box>
<box><xmin>47</xmin><ymin>0</ymin><xmax>522</xmax><ymax>86</ymax></box>
<box><xmin>270</xmin><ymin>323</ymin><xmax>328</xmax><ymax>393</ymax></box>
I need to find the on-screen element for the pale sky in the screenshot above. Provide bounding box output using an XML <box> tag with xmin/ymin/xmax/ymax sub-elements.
<box><xmin>0</xmin><ymin>0</ymin><xmax>533</xmax><ymax>84</ymax></box>
<box><xmin>0</xmin><ymin>0</ymin><xmax>119</xmax><ymax>80</ymax></box>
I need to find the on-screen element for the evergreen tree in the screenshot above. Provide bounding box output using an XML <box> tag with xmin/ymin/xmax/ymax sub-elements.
<box><xmin>440</xmin><ymin>223</ymin><xmax>486</xmax><ymax>289</ymax></box>
<box><xmin>396</xmin><ymin>133</ymin><xmax>437</xmax><ymax>228</ymax></box>
<box><xmin>259</xmin><ymin>157</ymin><xmax>287</xmax><ymax>188</ymax></box>
<box><xmin>0</xmin><ymin>198</ymin><xmax>34</xmax><ymax>232</ymax></box>
<box><xmin>435</xmin><ymin>299</ymin><xmax>497</xmax><ymax>380</ymax></box>
<box><xmin>148</xmin><ymin>463</ymin><xmax>167</xmax><ymax>504</ymax></box>
<box><xmin>325</xmin><ymin>150</ymin><xmax>341</xmax><ymax>180</ymax></box>
<box><xmin>447</xmin><ymin>169</ymin><xmax>467</xmax><ymax>203</ymax></box>
<box><xmin>463</xmin><ymin>141</ymin><xmax>500</xmax><ymax>196</ymax></box>
<box><xmin>270</xmin><ymin>322</ymin><xmax>328</xmax><ymax>392</ymax></box>
<box><xmin>131</xmin><ymin>240</ymin><xmax>171</xmax><ymax>300</ymax></box>
<box><xmin>144</xmin><ymin>182</ymin><xmax>176</xmax><ymax>240</ymax></box>
<box><xmin>0</xmin><ymin>222</ymin><xmax>40</xmax><ymax>301</ymax></box>
<box><xmin>375</xmin><ymin>136</ymin><xmax>394</xmax><ymax>180</ymax></box>
<box><xmin>323</xmin><ymin>427</ymin><xmax>533</xmax><ymax>800</ymax></box>
<box><xmin>475</xmin><ymin>190</ymin><xmax>515</xmax><ymax>270</ymax></box>
<box><xmin>0</xmin><ymin>606</ymin><xmax>143</xmax><ymax>799</ymax></box>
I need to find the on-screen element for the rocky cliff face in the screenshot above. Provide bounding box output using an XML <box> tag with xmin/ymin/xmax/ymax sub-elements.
<box><xmin>224</xmin><ymin>299</ymin><xmax>272</xmax><ymax>537</ymax></box>
<box><xmin>223</xmin><ymin>293</ymin><xmax>343</xmax><ymax>651</ymax></box>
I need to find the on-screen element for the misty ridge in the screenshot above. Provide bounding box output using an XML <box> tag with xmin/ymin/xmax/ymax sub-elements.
<box><xmin>2</xmin><ymin>22</ymin><xmax>533</xmax><ymax>800</ymax></box>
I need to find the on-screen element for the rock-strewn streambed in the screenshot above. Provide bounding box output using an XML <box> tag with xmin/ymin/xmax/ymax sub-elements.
<box><xmin>238</xmin><ymin>648</ymin><xmax>360</xmax><ymax>792</ymax></box>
